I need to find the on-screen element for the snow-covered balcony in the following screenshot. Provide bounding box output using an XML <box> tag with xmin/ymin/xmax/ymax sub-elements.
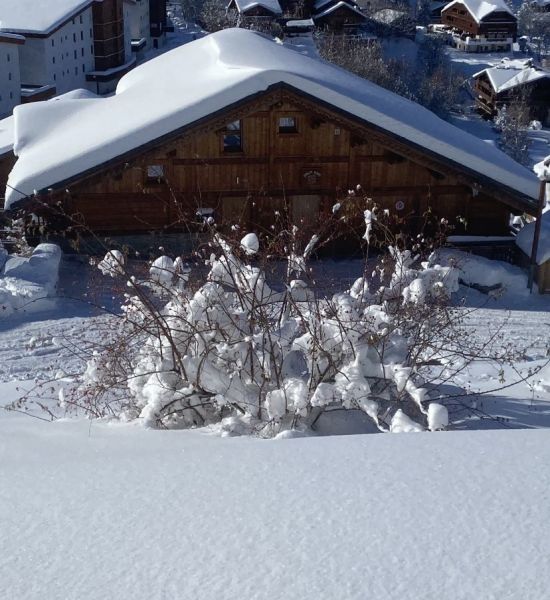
<box><xmin>450</xmin><ymin>32</ymin><xmax>513</xmax><ymax>52</ymax></box>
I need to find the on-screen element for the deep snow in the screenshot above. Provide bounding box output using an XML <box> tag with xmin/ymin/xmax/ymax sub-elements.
<box><xmin>2</xmin><ymin>406</ymin><xmax>550</xmax><ymax>600</ymax></box>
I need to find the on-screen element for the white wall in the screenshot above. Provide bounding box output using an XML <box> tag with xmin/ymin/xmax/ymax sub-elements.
<box><xmin>0</xmin><ymin>41</ymin><xmax>21</xmax><ymax>118</ymax></box>
<box><xmin>127</xmin><ymin>0</ymin><xmax>151</xmax><ymax>47</ymax></box>
<box><xmin>18</xmin><ymin>7</ymin><xmax>95</xmax><ymax>94</ymax></box>
<box><xmin>124</xmin><ymin>2</ymin><xmax>134</xmax><ymax>62</ymax></box>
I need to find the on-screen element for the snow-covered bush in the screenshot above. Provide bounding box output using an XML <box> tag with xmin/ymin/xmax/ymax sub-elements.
<box><xmin>64</xmin><ymin>206</ymin><xmax>474</xmax><ymax>437</ymax></box>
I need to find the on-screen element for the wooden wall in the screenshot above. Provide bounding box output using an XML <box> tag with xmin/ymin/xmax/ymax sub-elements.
<box><xmin>47</xmin><ymin>89</ymin><xmax>516</xmax><ymax>237</ymax></box>
<box><xmin>0</xmin><ymin>153</ymin><xmax>16</xmax><ymax>207</ymax></box>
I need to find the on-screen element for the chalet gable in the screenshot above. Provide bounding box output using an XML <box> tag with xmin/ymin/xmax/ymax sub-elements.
<box><xmin>5</xmin><ymin>29</ymin><xmax>538</xmax><ymax>212</ymax></box>
<box><xmin>442</xmin><ymin>0</ymin><xmax>515</xmax><ymax>24</ymax></box>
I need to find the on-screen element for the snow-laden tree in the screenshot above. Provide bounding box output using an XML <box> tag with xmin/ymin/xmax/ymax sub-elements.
<box><xmin>494</xmin><ymin>100</ymin><xmax>530</xmax><ymax>167</ymax></box>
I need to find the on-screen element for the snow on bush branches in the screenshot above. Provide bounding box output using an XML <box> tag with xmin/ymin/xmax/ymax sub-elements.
<box><xmin>80</xmin><ymin>229</ymin><xmax>458</xmax><ymax>436</ymax></box>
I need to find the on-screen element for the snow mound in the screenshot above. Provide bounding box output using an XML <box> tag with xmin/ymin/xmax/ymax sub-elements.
<box><xmin>516</xmin><ymin>212</ymin><xmax>550</xmax><ymax>266</ymax></box>
<box><xmin>434</xmin><ymin>248</ymin><xmax>527</xmax><ymax>292</ymax></box>
<box><xmin>0</xmin><ymin>244</ymin><xmax>62</xmax><ymax>316</ymax></box>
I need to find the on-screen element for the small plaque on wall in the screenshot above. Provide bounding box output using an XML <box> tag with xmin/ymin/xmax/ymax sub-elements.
<box><xmin>303</xmin><ymin>169</ymin><xmax>322</xmax><ymax>185</ymax></box>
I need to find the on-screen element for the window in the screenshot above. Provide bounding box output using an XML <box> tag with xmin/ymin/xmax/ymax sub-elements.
<box><xmin>223</xmin><ymin>120</ymin><xmax>243</xmax><ymax>153</ymax></box>
<box><xmin>278</xmin><ymin>116</ymin><xmax>298</xmax><ymax>134</ymax></box>
<box><xmin>82</xmin><ymin>64</ymin><xmax>85</xmax><ymax>73</ymax></box>
<box><xmin>73</xmin><ymin>33</ymin><xmax>76</xmax><ymax>42</ymax></box>
<box><xmin>81</xmin><ymin>31</ymin><xmax>84</xmax><ymax>41</ymax></box>
<box><xmin>7</xmin><ymin>53</ymin><xmax>10</xmax><ymax>62</ymax></box>
<box><xmin>51</xmin><ymin>39</ymin><xmax>55</xmax><ymax>47</ymax></box>
<box><xmin>80</xmin><ymin>15</ymin><xmax>83</xmax><ymax>24</ymax></box>
<box><xmin>75</xmin><ymin>66</ymin><xmax>78</xmax><ymax>75</ymax></box>
<box><xmin>81</xmin><ymin>47</ymin><xmax>84</xmax><ymax>57</ymax></box>
<box><xmin>74</xmin><ymin>50</ymin><xmax>77</xmax><ymax>59</ymax></box>
<box><xmin>146</xmin><ymin>165</ymin><xmax>165</xmax><ymax>183</ymax></box>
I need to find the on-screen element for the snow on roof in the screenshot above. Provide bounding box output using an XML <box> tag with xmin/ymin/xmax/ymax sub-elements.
<box><xmin>0</xmin><ymin>0</ymin><xmax>94</xmax><ymax>35</ymax></box>
<box><xmin>444</xmin><ymin>0</ymin><xmax>514</xmax><ymax>23</ymax></box>
<box><xmin>474</xmin><ymin>59</ymin><xmax>550</xmax><ymax>93</ymax></box>
<box><xmin>314</xmin><ymin>1</ymin><xmax>366</xmax><ymax>19</ymax></box>
<box><xmin>0</xmin><ymin>89</ymin><xmax>96</xmax><ymax>158</ymax></box>
<box><xmin>5</xmin><ymin>29</ymin><xmax>539</xmax><ymax>209</ymax></box>
<box><xmin>285</xmin><ymin>19</ymin><xmax>315</xmax><ymax>27</ymax></box>
<box><xmin>314</xmin><ymin>0</ymin><xmax>358</xmax><ymax>10</ymax></box>
<box><xmin>230</xmin><ymin>0</ymin><xmax>282</xmax><ymax>15</ymax></box>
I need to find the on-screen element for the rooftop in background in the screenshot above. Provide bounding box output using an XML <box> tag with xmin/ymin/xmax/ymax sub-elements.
<box><xmin>230</xmin><ymin>0</ymin><xmax>283</xmax><ymax>14</ymax></box>
<box><xmin>5</xmin><ymin>28</ymin><xmax>539</xmax><ymax>209</ymax></box>
<box><xmin>474</xmin><ymin>58</ymin><xmax>550</xmax><ymax>93</ymax></box>
<box><xmin>443</xmin><ymin>0</ymin><xmax>515</xmax><ymax>23</ymax></box>
<box><xmin>0</xmin><ymin>0</ymin><xmax>94</xmax><ymax>35</ymax></box>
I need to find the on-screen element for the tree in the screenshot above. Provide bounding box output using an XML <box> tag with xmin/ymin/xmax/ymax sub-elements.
<box><xmin>494</xmin><ymin>88</ymin><xmax>531</xmax><ymax>166</ymax></box>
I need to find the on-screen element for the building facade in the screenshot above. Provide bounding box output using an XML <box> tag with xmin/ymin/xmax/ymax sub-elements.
<box><xmin>0</xmin><ymin>35</ymin><xmax>23</xmax><ymax>117</ymax></box>
<box><xmin>441</xmin><ymin>0</ymin><xmax>517</xmax><ymax>52</ymax></box>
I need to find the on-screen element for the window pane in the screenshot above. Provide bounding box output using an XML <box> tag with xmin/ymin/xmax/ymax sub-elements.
<box><xmin>223</xmin><ymin>134</ymin><xmax>242</xmax><ymax>152</ymax></box>
<box><xmin>147</xmin><ymin>165</ymin><xmax>165</xmax><ymax>179</ymax></box>
<box><xmin>226</xmin><ymin>120</ymin><xmax>241</xmax><ymax>131</ymax></box>
<box><xmin>279</xmin><ymin>116</ymin><xmax>297</xmax><ymax>133</ymax></box>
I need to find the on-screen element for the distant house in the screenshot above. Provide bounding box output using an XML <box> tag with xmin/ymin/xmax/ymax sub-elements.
<box><xmin>441</xmin><ymin>0</ymin><xmax>517</xmax><ymax>52</ymax></box>
<box><xmin>126</xmin><ymin>0</ymin><xmax>151</xmax><ymax>54</ymax></box>
<box><xmin>149</xmin><ymin>0</ymin><xmax>169</xmax><ymax>48</ymax></box>
<box><xmin>0</xmin><ymin>0</ymin><xmax>136</xmax><ymax>98</ymax></box>
<box><xmin>3</xmin><ymin>29</ymin><xmax>539</xmax><ymax>241</ymax></box>
<box><xmin>473</xmin><ymin>59</ymin><xmax>550</xmax><ymax>124</ymax></box>
<box><xmin>313</xmin><ymin>0</ymin><xmax>367</xmax><ymax>30</ymax></box>
<box><xmin>0</xmin><ymin>34</ymin><xmax>24</xmax><ymax>118</ymax></box>
<box><xmin>226</xmin><ymin>0</ymin><xmax>283</xmax><ymax>19</ymax></box>
<box><xmin>530</xmin><ymin>0</ymin><xmax>550</xmax><ymax>11</ymax></box>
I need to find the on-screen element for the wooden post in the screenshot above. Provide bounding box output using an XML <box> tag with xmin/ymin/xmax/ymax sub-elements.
<box><xmin>528</xmin><ymin>177</ymin><xmax>547</xmax><ymax>293</ymax></box>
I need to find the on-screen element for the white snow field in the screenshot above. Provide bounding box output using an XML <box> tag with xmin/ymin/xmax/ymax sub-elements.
<box><xmin>2</xmin><ymin>407</ymin><xmax>550</xmax><ymax>600</ymax></box>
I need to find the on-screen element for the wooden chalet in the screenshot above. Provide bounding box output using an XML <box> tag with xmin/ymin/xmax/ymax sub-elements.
<box><xmin>441</xmin><ymin>0</ymin><xmax>517</xmax><ymax>52</ymax></box>
<box><xmin>3</xmin><ymin>29</ymin><xmax>539</xmax><ymax>244</ymax></box>
<box><xmin>313</xmin><ymin>0</ymin><xmax>367</xmax><ymax>30</ymax></box>
<box><xmin>226</xmin><ymin>0</ymin><xmax>283</xmax><ymax>19</ymax></box>
<box><xmin>473</xmin><ymin>60</ymin><xmax>550</xmax><ymax>125</ymax></box>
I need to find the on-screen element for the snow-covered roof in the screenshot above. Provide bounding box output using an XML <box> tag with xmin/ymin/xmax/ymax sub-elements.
<box><xmin>443</xmin><ymin>0</ymin><xmax>514</xmax><ymax>23</ymax></box>
<box><xmin>0</xmin><ymin>89</ymin><xmax>96</xmax><ymax>158</ymax></box>
<box><xmin>285</xmin><ymin>19</ymin><xmax>315</xmax><ymax>27</ymax></box>
<box><xmin>314</xmin><ymin>0</ymin><xmax>358</xmax><ymax>10</ymax></box>
<box><xmin>474</xmin><ymin>59</ymin><xmax>550</xmax><ymax>93</ymax></box>
<box><xmin>5</xmin><ymin>29</ymin><xmax>539</xmax><ymax>209</ymax></box>
<box><xmin>230</xmin><ymin>0</ymin><xmax>282</xmax><ymax>15</ymax></box>
<box><xmin>0</xmin><ymin>0</ymin><xmax>94</xmax><ymax>35</ymax></box>
<box><xmin>314</xmin><ymin>1</ymin><xmax>366</xmax><ymax>20</ymax></box>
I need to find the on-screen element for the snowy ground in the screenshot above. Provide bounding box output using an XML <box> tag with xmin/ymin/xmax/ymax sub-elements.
<box><xmin>2</xmin><ymin>406</ymin><xmax>550</xmax><ymax>600</ymax></box>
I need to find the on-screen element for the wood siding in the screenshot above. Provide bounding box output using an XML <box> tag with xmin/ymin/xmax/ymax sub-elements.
<box><xmin>31</xmin><ymin>87</ymin><xmax>525</xmax><ymax>236</ymax></box>
<box><xmin>0</xmin><ymin>153</ymin><xmax>16</xmax><ymax>206</ymax></box>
